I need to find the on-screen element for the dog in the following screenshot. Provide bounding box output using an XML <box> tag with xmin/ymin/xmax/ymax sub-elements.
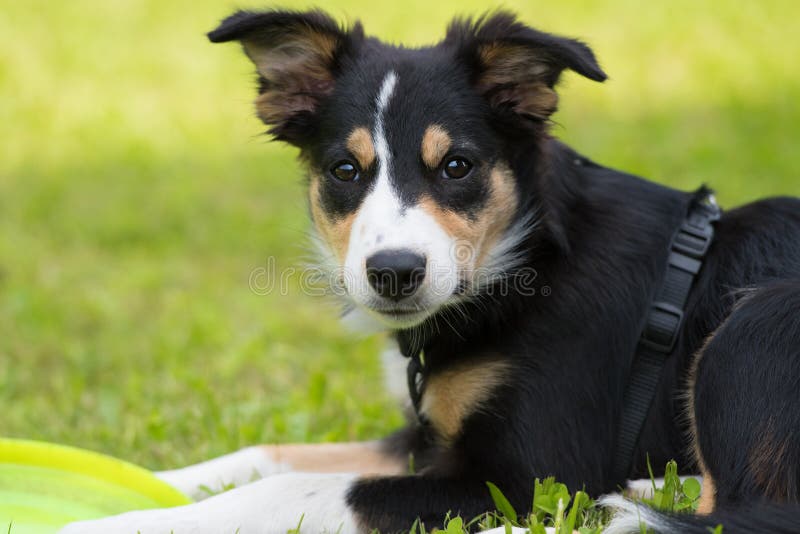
<box><xmin>61</xmin><ymin>8</ymin><xmax>800</xmax><ymax>534</ymax></box>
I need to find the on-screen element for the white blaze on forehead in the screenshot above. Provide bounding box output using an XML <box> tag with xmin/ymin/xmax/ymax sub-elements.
<box><xmin>347</xmin><ymin>70</ymin><xmax>405</xmax><ymax>252</ymax></box>
<box><xmin>342</xmin><ymin>71</ymin><xmax>462</xmax><ymax>319</ymax></box>
<box><xmin>359</xmin><ymin>70</ymin><xmax>403</xmax><ymax>232</ymax></box>
<box><xmin>373</xmin><ymin>70</ymin><xmax>397</xmax><ymax>180</ymax></box>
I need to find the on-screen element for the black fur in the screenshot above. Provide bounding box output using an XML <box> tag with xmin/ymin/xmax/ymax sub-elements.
<box><xmin>693</xmin><ymin>281</ymin><xmax>800</xmax><ymax>505</ymax></box>
<box><xmin>210</xmin><ymin>9</ymin><xmax>800</xmax><ymax>533</ymax></box>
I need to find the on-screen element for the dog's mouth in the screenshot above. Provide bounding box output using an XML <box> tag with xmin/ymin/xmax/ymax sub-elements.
<box><xmin>371</xmin><ymin>305</ymin><xmax>426</xmax><ymax>317</ymax></box>
<box><xmin>366</xmin><ymin>304</ymin><xmax>431</xmax><ymax>327</ymax></box>
<box><xmin>355</xmin><ymin>281</ymin><xmax>471</xmax><ymax>328</ymax></box>
<box><xmin>375</xmin><ymin>308</ymin><xmax>426</xmax><ymax>317</ymax></box>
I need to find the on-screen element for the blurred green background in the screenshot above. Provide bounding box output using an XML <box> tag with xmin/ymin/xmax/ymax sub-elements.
<box><xmin>1</xmin><ymin>0</ymin><xmax>798</xmax><ymax>470</ymax></box>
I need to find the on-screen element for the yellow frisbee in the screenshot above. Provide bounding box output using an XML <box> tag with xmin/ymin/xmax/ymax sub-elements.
<box><xmin>0</xmin><ymin>439</ymin><xmax>191</xmax><ymax>534</ymax></box>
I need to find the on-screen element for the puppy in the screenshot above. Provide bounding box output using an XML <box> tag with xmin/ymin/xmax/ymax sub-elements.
<box><xmin>61</xmin><ymin>9</ymin><xmax>800</xmax><ymax>534</ymax></box>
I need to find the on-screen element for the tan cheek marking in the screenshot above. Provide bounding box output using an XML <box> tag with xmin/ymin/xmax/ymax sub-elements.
<box><xmin>309</xmin><ymin>176</ymin><xmax>355</xmax><ymax>262</ymax></box>
<box><xmin>475</xmin><ymin>165</ymin><xmax>518</xmax><ymax>267</ymax></box>
<box><xmin>696</xmin><ymin>473</ymin><xmax>716</xmax><ymax>514</ymax></box>
<box><xmin>420</xmin><ymin>360</ymin><xmax>510</xmax><ymax>443</ymax></box>
<box><xmin>261</xmin><ymin>442</ymin><xmax>404</xmax><ymax>476</ymax></box>
<box><xmin>418</xmin><ymin>164</ymin><xmax>517</xmax><ymax>268</ymax></box>
<box><xmin>418</xmin><ymin>197</ymin><xmax>480</xmax><ymax>250</ymax></box>
<box><xmin>346</xmin><ymin>127</ymin><xmax>376</xmax><ymax>170</ymax></box>
<box><xmin>421</xmin><ymin>125</ymin><xmax>452</xmax><ymax>169</ymax></box>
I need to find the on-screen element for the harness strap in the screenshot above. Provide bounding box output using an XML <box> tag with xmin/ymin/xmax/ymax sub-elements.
<box><xmin>399</xmin><ymin>331</ymin><xmax>428</xmax><ymax>425</ymax></box>
<box><xmin>406</xmin><ymin>355</ymin><xmax>425</xmax><ymax>418</ymax></box>
<box><xmin>610</xmin><ymin>191</ymin><xmax>720</xmax><ymax>483</ymax></box>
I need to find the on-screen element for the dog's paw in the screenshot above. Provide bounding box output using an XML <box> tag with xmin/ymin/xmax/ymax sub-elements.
<box><xmin>58</xmin><ymin>509</ymin><xmax>201</xmax><ymax>534</ymax></box>
<box><xmin>59</xmin><ymin>473</ymin><xmax>360</xmax><ymax>534</ymax></box>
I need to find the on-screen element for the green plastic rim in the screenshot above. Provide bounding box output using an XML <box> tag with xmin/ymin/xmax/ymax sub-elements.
<box><xmin>0</xmin><ymin>438</ymin><xmax>191</xmax><ymax>534</ymax></box>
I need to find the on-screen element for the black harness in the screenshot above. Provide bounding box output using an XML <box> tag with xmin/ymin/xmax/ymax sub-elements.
<box><xmin>610</xmin><ymin>191</ymin><xmax>720</xmax><ymax>482</ymax></box>
<box><xmin>399</xmin><ymin>191</ymin><xmax>721</xmax><ymax>481</ymax></box>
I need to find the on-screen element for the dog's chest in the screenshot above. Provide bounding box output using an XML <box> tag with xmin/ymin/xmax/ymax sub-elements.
<box><xmin>418</xmin><ymin>359</ymin><xmax>510</xmax><ymax>443</ymax></box>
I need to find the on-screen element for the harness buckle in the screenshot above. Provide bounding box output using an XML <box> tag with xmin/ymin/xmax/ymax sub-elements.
<box><xmin>673</xmin><ymin>195</ymin><xmax>721</xmax><ymax>259</ymax></box>
<box><xmin>640</xmin><ymin>301</ymin><xmax>684</xmax><ymax>353</ymax></box>
<box><xmin>674</xmin><ymin>220</ymin><xmax>714</xmax><ymax>258</ymax></box>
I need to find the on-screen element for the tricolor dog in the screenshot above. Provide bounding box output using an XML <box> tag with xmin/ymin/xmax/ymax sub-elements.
<box><xmin>62</xmin><ymin>9</ymin><xmax>800</xmax><ymax>534</ymax></box>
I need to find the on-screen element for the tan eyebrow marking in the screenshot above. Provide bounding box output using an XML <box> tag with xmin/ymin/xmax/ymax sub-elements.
<box><xmin>421</xmin><ymin>124</ymin><xmax>452</xmax><ymax>169</ymax></box>
<box><xmin>346</xmin><ymin>127</ymin><xmax>376</xmax><ymax>169</ymax></box>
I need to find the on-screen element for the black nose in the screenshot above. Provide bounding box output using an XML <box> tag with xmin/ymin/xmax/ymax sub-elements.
<box><xmin>366</xmin><ymin>250</ymin><xmax>427</xmax><ymax>301</ymax></box>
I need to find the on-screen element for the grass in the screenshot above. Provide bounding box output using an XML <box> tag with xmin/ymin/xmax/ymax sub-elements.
<box><xmin>0</xmin><ymin>0</ymin><xmax>799</xmax><ymax>530</ymax></box>
<box><xmin>392</xmin><ymin>460</ymin><xmax>706</xmax><ymax>533</ymax></box>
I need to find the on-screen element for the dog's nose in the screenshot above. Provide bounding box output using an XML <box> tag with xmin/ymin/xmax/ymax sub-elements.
<box><xmin>366</xmin><ymin>250</ymin><xmax>427</xmax><ymax>301</ymax></box>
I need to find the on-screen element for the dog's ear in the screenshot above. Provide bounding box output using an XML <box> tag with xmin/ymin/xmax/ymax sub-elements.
<box><xmin>446</xmin><ymin>11</ymin><xmax>606</xmax><ymax>122</ymax></box>
<box><xmin>209</xmin><ymin>10</ymin><xmax>361</xmax><ymax>144</ymax></box>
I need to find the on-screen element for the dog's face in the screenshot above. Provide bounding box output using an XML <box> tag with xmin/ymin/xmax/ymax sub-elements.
<box><xmin>210</xmin><ymin>10</ymin><xmax>605</xmax><ymax>328</ymax></box>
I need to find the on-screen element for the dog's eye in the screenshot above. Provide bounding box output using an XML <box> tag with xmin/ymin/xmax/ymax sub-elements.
<box><xmin>330</xmin><ymin>161</ymin><xmax>359</xmax><ymax>182</ymax></box>
<box><xmin>442</xmin><ymin>157</ymin><xmax>472</xmax><ymax>179</ymax></box>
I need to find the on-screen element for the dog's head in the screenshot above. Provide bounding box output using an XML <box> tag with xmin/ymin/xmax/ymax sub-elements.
<box><xmin>210</xmin><ymin>10</ymin><xmax>605</xmax><ymax>329</ymax></box>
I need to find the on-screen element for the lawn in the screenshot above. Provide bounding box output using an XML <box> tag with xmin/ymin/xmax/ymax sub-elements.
<box><xmin>1</xmin><ymin>0</ymin><xmax>798</xmax><ymax>485</ymax></box>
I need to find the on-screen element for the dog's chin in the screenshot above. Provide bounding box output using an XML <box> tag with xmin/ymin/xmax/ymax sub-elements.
<box><xmin>344</xmin><ymin>283</ymin><xmax>460</xmax><ymax>330</ymax></box>
<box><xmin>339</xmin><ymin>304</ymin><xmax>433</xmax><ymax>334</ymax></box>
<box><xmin>365</xmin><ymin>306</ymin><xmax>433</xmax><ymax>329</ymax></box>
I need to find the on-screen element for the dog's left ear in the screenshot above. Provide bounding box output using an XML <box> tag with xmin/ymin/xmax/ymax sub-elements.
<box><xmin>208</xmin><ymin>10</ymin><xmax>361</xmax><ymax>144</ymax></box>
<box><xmin>446</xmin><ymin>11</ymin><xmax>607</xmax><ymax>121</ymax></box>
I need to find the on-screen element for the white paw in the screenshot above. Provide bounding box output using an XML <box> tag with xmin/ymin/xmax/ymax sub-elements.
<box><xmin>59</xmin><ymin>473</ymin><xmax>360</xmax><ymax>534</ymax></box>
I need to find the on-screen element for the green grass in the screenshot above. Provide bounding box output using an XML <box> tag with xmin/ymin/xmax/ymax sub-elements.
<box><xmin>1</xmin><ymin>0</ymin><xmax>798</xmax><ymax>492</ymax></box>
<box><xmin>430</xmin><ymin>460</ymin><xmax>710</xmax><ymax>533</ymax></box>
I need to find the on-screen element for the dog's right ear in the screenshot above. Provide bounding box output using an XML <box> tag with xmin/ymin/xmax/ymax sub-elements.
<box><xmin>445</xmin><ymin>11</ymin><xmax>606</xmax><ymax>124</ymax></box>
<box><xmin>208</xmin><ymin>10</ymin><xmax>361</xmax><ymax>144</ymax></box>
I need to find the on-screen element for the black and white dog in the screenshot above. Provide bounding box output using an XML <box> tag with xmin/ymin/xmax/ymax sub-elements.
<box><xmin>62</xmin><ymin>9</ymin><xmax>800</xmax><ymax>534</ymax></box>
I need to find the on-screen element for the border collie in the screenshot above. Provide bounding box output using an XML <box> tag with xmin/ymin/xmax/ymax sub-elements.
<box><xmin>61</xmin><ymin>9</ymin><xmax>800</xmax><ymax>534</ymax></box>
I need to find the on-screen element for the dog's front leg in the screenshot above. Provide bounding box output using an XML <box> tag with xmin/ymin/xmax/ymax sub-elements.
<box><xmin>156</xmin><ymin>441</ymin><xmax>405</xmax><ymax>501</ymax></box>
<box><xmin>59</xmin><ymin>472</ymin><xmax>362</xmax><ymax>534</ymax></box>
<box><xmin>61</xmin><ymin>473</ymin><xmax>515</xmax><ymax>534</ymax></box>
